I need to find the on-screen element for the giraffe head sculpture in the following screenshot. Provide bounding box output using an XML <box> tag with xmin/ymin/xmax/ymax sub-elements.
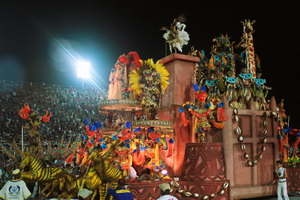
<box><xmin>241</xmin><ymin>19</ymin><xmax>256</xmax><ymax>34</ymax></box>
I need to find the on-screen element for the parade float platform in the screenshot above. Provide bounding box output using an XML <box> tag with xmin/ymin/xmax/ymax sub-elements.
<box><xmin>156</xmin><ymin>53</ymin><xmax>280</xmax><ymax>200</ymax></box>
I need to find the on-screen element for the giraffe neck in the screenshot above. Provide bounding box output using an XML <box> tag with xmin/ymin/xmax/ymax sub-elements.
<box><xmin>245</xmin><ymin>33</ymin><xmax>256</xmax><ymax>78</ymax></box>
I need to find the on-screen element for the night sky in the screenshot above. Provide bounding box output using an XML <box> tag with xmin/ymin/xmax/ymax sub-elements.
<box><xmin>1</xmin><ymin>1</ymin><xmax>300</xmax><ymax>126</ymax></box>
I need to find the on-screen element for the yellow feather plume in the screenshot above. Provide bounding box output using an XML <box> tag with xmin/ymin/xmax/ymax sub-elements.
<box><xmin>129</xmin><ymin>58</ymin><xmax>170</xmax><ymax>95</ymax></box>
<box><xmin>129</xmin><ymin>70</ymin><xmax>142</xmax><ymax>95</ymax></box>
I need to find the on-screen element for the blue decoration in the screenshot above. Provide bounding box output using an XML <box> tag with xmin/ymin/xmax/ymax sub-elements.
<box><xmin>156</xmin><ymin>138</ymin><xmax>160</xmax><ymax>142</ymax></box>
<box><xmin>179</xmin><ymin>108</ymin><xmax>184</xmax><ymax>113</ymax></box>
<box><xmin>205</xmin><ymin>102</ymin><xmax>211</xmax><ymax>108</ymax></box>
<box><xmin>102</xmin><ymin>143</ymin><xmax>108</xmax><ymax>149</ymax></box>
<box><xmin>126</xmin><ymin>121</ymin><xmax>131</xmax><ymax>129</ymax></box>
<box><xmin>111</xmin><ymin>136</ymin><xmax>117</xmax><ymax>140</ymax></box>
<box><xmin>200</xmin><ymin>86</ymin><xmax>207</xmax><ymax>92</ymax></box>
<box><xmin>89</xmin><ymin>125</ymin><xmax>96</xmax><ymax>131</ymax></box>
<box><xmin>94</xmin><ymin>121</ymin><xmax>102</xmax><ymax>129</ymax></box>
<box><xmin>239</xmin><ymin>73</ymin><xmax>253</xmax><ymax>80</ymax></box>
<box><xmin>169</xmin><ymin>138</ymin><xmax>174</xmax><ymax>144</ymax></box>
<box><xmin>134</xmin><ymin>127</ymin><xmax>141</xmax><ymax>132</ymax></box>
<box><xmin>83</xmin><ymin>135</ymin><xmax>88</xmax><ymax>140</ymax></box>
<box><xmin>193</xmin><ymin>84</ymin><xmax>199</xmax><ymax>91</ymax></box>
<box><xmin>282</xmin><ymin>128</ymin><xmax>290</xmax><ymax>133</ymax></box>
<box><xmin>84</xmin><ymin>118</ymin><xmax>89</xmax><ymax>125</ymax></box>
<box><xmin>148</xmin><ymin>128</ymin><xmax>154</xmax><ymax>132</ymax></box>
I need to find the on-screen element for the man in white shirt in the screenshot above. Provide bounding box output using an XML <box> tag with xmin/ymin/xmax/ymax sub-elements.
<box><xmin>0</xmin><ymin>169</ymin><xmax>32</xmax><ymax>200</ymax></box>
<box><xmin>272</xmin><ymin>160</ymin><xmax>289</xmax><ymax>200</ymax></box>
<box><xmin>157</xmin><ymin>183</ymin><xmax>178</xmax><ymax>200</ymax></box>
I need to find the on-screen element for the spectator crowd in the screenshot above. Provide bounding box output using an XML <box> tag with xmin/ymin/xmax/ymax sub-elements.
<box><xmin>0</xmin><ymin>80</ymin><xmax>107</xmax><ymax>168</ymax></box>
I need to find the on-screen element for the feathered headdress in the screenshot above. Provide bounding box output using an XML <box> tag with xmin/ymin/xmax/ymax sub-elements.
<box><xmin>129</xmin><ymin>59</ymin><xmax>170</xmax><ymax>95</ymax></box>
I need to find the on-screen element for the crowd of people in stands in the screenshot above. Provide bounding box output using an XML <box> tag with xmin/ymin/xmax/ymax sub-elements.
<box><xmin>0</xmin><ymin>80</ymin><xmax>107</xmax><ymax>143</ymax></box>
<box><xmin>0</xmin><ymin>80</ymin><xmax>107</xmax><ymax>181</ymax></box>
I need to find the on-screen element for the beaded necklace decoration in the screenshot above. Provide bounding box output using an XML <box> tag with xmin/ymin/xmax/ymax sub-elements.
<box><xmin>233</xmin><ymin>109</ymin><xmax>269</xmax><ymax>166</ymax></box>
<box><xmin>169</xmin><ymin>180</ymin><xmax>229</xmax><ymax>199</ymax></box>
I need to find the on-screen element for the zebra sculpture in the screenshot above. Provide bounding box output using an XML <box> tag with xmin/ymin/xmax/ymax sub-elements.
<box><xmin>20</xmin><ymin>152</ymin><xmax>63</xmax><ymax>198</ymax></box>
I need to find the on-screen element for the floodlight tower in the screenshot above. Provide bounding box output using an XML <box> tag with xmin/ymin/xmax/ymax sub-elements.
<box><xmin>76</xmin><ymin>61</ymin><xmax>91</xmax><ymax>88</ymax></box>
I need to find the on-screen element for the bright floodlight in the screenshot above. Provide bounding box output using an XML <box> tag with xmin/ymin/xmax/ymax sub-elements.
<box><xmin>161</xmin><ymin>170</ymin><xmax>168</xmax><ymax>175</ymax></box>
<box><xmin>76</xmin><ymin>61</ymin><xmax>91</xmax><ymax>79</ymax></box>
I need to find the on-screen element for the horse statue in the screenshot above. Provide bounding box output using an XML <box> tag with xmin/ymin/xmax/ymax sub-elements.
<box><xmin>20</xmin><ymin>152</ymin><xmax>63</xmax><ymax>198</ymax></box>
<box><xmin>161</xmin><ymin>14</ymin><xmax>190</xmax><ymax>54</ymax></box>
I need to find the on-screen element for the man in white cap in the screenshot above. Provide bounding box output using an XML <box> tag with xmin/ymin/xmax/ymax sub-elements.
<box><xmin>157</xmin><ymin>183</ymin><xmax>178</xmax><ymax>200</ymax></box>
<box><xmin>0</xmin><ymin>169</ymin><xmax>32</xmax><ymax>200</ymax></box>
<box><xmin>77</xmin><ymin>188</ymin><xmax>93</xmax><ymax>200</ymax></box>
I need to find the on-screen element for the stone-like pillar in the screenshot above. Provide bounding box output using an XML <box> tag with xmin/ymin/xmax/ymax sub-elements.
<box><xmin>158</xmin><ymin>53</ymin><xmax>199</xmax><ymax>176</ymax></box>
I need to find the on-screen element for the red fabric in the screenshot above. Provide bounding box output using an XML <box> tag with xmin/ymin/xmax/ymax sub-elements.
<box><xmin>166</xmin><ymin>142</ymin><xmax>173</xmax><ymax>158</ymax></box>
<box><xmin>120</xmin><ymin>129</ymin><xmax>133</xmax><ymax>141</ymax></box>
<box><xmin>76</xmin><ymin>153</ymin><xmax>82</xmax><ymax>164</ymax></box>
<box><xmin>65</xmin><ymin>153</ymin><xmax>74</xmax><ymax>164</ymax></box>
<box><xmin>217</xmin><ymin>107</ymin><xmax>227</xmax><ymax>122</ymax></box>
<box><xmin>41</xmin><ymin>111</ymin><xmax>52</xmax><ymax>122</ymax></box>
<box><xmin>180</xmin><ymin>112</ymin><xmax>189</xmax><ymax>126</ymax></box>
<box><xmin>290</xmin><ymin>129</ymin><xmax>299</xmax><ymax>136</ymax></box>
<box><xmin>133</xmin><ymin>151</ymin><xmax>145</xmax><ymax>166</ymax></box>
<box><xmin>293</xmin><ymin>137</ymin><xmax>300</xmax><ymax>148</ymax></box>
<box><xmin>195</xmin><ymin>91</ymin><xmax>208</xmax><ymax>102</ymax></box>
<box><xmin>19</xmin><ymin>103</ymin><xmax>31</xmax><ymax>120</ymax></box>
<box><xmin>86</xmin><ymin>141</ymin><xmax>93</xmax><ymax>148</ymax></box>
<box><xmin>118</xmin><ymin>54</ymin><xmax>129</xmax><ymax>64</ymax></box>
<box><xmin>128</xmin><ymin>51</ymin><xmax>142</xmax><ymax>69</ymax></box>
<box><xmin>149</xmin><ymin>132</ymin><xmax>161</xmax><ymax>141</ymax></box>
<box><xmin>211</xmin><ymin>121</ymin><xmax>225</xmax><ymax>129</ymax></box>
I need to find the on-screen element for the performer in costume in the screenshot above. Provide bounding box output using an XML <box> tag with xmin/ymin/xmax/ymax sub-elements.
<box><xmin>251</xmin><ymin>73</ymin><xmax>271</xmax><ymax>110</ymax></box>
<box><xmin>237</xmin><ymin>68</ymin><xmax>253</xmax><ymax>107</ymax></box>
<box><xmin>0</xmin><ymin>169</ymin><xmax>32</xmax><ymax>200</ymax></box>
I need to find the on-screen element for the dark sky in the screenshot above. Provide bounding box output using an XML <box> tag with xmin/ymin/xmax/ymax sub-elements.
<box><xmin>1</xmin><ymin>1</ymin><xmax>300</xmax><ymax>126</ymax></box>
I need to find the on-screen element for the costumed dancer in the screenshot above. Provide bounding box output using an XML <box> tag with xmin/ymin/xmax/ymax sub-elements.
<box><xmin>237</xmin><ymin>68</ymin><xmax>252</xmax><ymax>108</ymax></box>
<box><xmin>161</xmin><ymin>14</ymin><xmax>190</xmax><ymax>53</ymax></box>
<box><xmin>107</xmin><ymin>68</ymin><xmax>116</xmax><ymax>100</ymax></box>
<box><xmin>224</xmin><ymin>70</ymin><xmax>238</xmax><ymax>107</ymax></box>
<box><xmin>251</xmin><ymin>73</ymin><xmax>272</xmax><ymax>110</ymax></box>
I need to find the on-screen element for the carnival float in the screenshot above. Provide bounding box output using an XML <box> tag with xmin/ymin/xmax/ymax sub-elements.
<box><xmin>1</xmin><ymin>15</ymin><xmax>300</xmax><ymax>200</ymax></box>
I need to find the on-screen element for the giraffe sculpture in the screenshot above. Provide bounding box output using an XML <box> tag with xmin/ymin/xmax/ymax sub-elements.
<box><xmin>236</xmin><ymin>19</ymin><xmax>257</xmax><ymax>78</ymax></box>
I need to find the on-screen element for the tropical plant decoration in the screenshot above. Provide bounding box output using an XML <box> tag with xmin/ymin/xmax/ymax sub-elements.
<box><xmin>129</xmin><ymin>59</ymin><xmax>169</xmax><ymax>118</ymax></box>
